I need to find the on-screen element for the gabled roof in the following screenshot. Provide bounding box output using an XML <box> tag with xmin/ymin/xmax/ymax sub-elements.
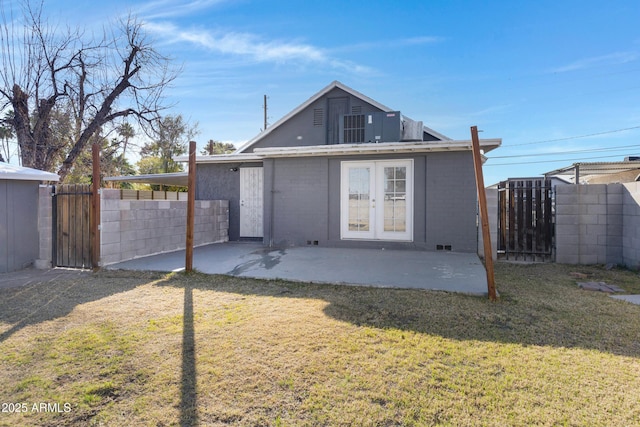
<box><xmin>0</xmin><ymin>162</ymin><xmax>60</xmax><ymax>181</ymax></box>
<box><xmin>235</xmin><ymin>80</ymin><xmax>451</xmax><ymax>153</ymax></box>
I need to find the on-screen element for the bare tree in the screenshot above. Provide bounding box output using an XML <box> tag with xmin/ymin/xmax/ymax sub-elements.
<box><xmin>0</xmin><ymin>1</ymin><xmax>178</xmax><ymax>180</ymax></box>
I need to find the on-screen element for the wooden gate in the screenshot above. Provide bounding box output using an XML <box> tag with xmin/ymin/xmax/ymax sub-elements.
<box><xmin>497</xmin><ymin>179</ymin><xmax>554</xmax><ymax>261</ymax></box>
<box><xmin>52</xmin><ymin>184</ymin><xmax>93</xmax><ymax>268</ymax></box>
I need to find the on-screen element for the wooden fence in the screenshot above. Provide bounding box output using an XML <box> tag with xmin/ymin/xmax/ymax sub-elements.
<box><xmin>52</xmin><ymin>184</ymin><xmax>93</xmax><ymax>269</ymax></box>
<box><xmin>497</xmin><ymin>179</ymin><xmax>554</xmax><ymax>261</ymax></box>
<box><xmin>119</xmin><ymin>189</ymin><xmax>187</xmax><ymax>200</ymax></box>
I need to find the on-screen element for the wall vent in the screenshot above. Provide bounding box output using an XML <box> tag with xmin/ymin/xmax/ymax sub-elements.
<box><xmin>342</xmin><ymin>114</ymin><xmax>365</xmax><ymax>143</ymax></box>
<box><xmin>351</xmin><ymin>105</ymin><xmax>362</xmax><ymax>115</ymax></box>
<box><xmin>313</xmin><ymin>108</ymin><xmax>324</xmax><ymax>126</ymax></box>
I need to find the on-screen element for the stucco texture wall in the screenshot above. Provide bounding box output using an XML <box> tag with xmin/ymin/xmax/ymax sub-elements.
<box><xmin>196</xmin><ymin>162</ymin><xmax>261</xmax><ymax>241</ymax></box>
<box><xmin>263</xmin><ymin>151</ymin><xmax>478</xmax><ymax>252</ymax></box>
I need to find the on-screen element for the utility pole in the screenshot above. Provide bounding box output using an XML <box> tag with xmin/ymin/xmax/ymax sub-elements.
<box><xmin>471</xmin><ymin>126</ymin><xmax>497</xmax><ymax>301</ymax></box>
<box><xmin>263</xmin><ymin>94</ymin><xmax>268</xmax><ymax>130</ymax></box>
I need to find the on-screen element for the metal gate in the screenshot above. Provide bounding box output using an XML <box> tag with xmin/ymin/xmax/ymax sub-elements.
<box><xmin>52</xmin><ymin>184</ymin><xmax>93</xmax><ymax>268</ymax></box>
<box><xmin>497</xmin><ymin>179</ymin><xmax>554</xmax><ymax>261</ymax></box>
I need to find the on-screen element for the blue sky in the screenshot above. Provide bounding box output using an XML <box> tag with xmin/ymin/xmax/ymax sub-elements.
<box><xmin>47</xmin><ymin>1</ymin><xmax>640</xmax><ymax>184</ymax></box>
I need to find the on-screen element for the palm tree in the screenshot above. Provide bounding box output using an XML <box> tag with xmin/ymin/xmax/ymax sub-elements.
<box><xmin>117</xmin><ymin>122</ymin><xmax>135</xmax><ymax>174</ymax></box>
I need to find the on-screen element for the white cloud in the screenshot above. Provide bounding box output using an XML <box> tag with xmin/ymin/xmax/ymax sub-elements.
<box><xmin>551</xmin><ymin>51</ymin><xmax>639</xmax><ymax>73</ymax></box>
<box><xmin>135</xmin><ymin>0</ymin><xmax>228</xmax><ymax>20</ymax></box>
<box><xmin>145</xmin><ymin>21</ymin><xmax>374</xmax><ymax>73</ymax></box>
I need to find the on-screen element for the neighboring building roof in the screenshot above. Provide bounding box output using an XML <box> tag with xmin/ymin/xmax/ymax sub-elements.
<box><xmin>544</xmin><ymin>161</ymin><xmax>640</xmax><ymax>184</ymax></box>
<box><xmin>235</xmin><ymin>80</ymin><xmax>452</xmax><ymax>153</ymax></box>
<box><xmin>0</xmin><ymin>162</ymin><xmax>60</xmax><ymax>182</ymax></box>
<box><xmin>104</xmin><ymin>172</ymin><xmax>188</xmax><ymax>187</ymax></box>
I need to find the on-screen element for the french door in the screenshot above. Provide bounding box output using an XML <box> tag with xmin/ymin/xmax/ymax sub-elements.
<box><xmin>340</xmin><ymin>160</ymin><xmax>413</xmax><ymax>241</ymax></box>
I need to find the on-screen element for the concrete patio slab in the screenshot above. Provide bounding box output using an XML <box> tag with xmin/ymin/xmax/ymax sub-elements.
<box><xmin>611</xmin><ymin>294</ymin><xmax>640</xmax><ymax>305</ymax></box>
<box><xmin>107</xmin><ymin>242</ymin><xmax>490</xmax><ymax>295</ymax></box>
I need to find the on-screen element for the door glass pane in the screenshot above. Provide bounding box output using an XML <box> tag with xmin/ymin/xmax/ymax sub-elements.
<box><xmin>383</xmin><ymin>166</ymin><xmax>406</xmax><ymax>232</ymax></box>
<box><xmin>348</xmin><ymin>167</ymin><xmax>370</xmax><ymax>231</ymax></box>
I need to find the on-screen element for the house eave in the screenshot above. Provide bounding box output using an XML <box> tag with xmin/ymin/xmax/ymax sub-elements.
<box><xmin>174</xmin><ymin>153</ymin><xmax>263</xmax><ymax>164</ymax></box>
<box><xmin>253</xmin><ymin>139</ymin><xmax>502</xmax><ymax>158</ymax></box>
<box><xmin>173</xmin><ymin>140</ymin><xmax>501</xmax><ymax>165</ymax></box>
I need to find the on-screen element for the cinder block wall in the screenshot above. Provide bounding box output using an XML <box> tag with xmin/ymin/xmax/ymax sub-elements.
<box><xmin>35</xmin><ymin>185</ymin><xmax>54</xmax><ymax>269</ymax></box>
<box><xmin>100</xmin><ymin>189</ymin><xmax>229</xmax><ymax>266</ymax></box>
<box><xmin>555</xmin><ymin>184</ymin><xmax>624</xmax><ymax>265</ymax></box>
<box><xmin>622</xmin><ymin>182</ymin><xmax>640</xmax><ymax>269</ymax></box>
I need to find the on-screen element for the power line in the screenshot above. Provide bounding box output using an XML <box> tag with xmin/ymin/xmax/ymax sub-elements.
<box><xmin>485</xmin><ymin>152</ymin><xmax>640</xmax><ymax>167</ymax></box>
<box><xmin>489</xmin><ymin>143</ymin><xmax>640</xmax><ymax>159</ymax></box>
<box><xmin>506</xmin><ymin>125</ymin><xmax>640</xmax><ymax>147</ymax></box>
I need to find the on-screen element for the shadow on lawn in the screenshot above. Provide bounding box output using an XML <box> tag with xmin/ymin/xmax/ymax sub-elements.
<box><xmin>0</xmin><ymin>269</ymin><xmax>161</xmax><ymax>343</ymax></box>
<box><xmin>162</xmin><ymin>264</ymin><xmax>640</xmax><ymax>359</ymax></box>
<box><xmin>180</xmin><ymin>285</ymin><xmax>198</xmax><ymax>427</ymax></box>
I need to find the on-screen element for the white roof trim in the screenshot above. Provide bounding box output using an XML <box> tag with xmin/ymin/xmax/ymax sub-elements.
<box><xmin>173</xmin><ymin>140</ymin><xmax>501</xmax><ymax>165</ymax></box>
<box><xmin>174</xmin><ymin>153</ymin><xmax>262</xmax><ymax>164</ymax></box>
<box><xmin>0</xmin><ymin>162</ymin><xmax>60</xmax><ymax>181</ymax></box>
<box><xmin>235</xmin><ymin>80</ymin><xmax>452</xmax><ymax>153</ymax></box>
<box><xmin>254</xmin><ymin>139</ymin><xmax>501</xmax><ymax>158</ymax></box>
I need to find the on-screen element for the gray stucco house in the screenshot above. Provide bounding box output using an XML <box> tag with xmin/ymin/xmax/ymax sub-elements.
<box><xmin>187</xmin><ymin>81</ymin><xmax>501</xmax><ymax>252</ymax></box>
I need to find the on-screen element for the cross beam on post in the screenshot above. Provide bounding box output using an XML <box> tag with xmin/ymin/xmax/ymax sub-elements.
<box><xmin>470</xmin><ymin>126</ymin><xmax>497</xmax><ymax>301</ymax></box>
<box><xmin>185</xmin><ymin>140</ymin><xmax>196</xmax><ymax>272</ymax></box>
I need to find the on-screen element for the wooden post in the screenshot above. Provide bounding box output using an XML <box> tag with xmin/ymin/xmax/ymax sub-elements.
<box><xmin>185</xmin><ymin>141</ymin><xmax>196</xmax><ymax>272</ymax></box>
<box><xmin>470</xmin><ymin>126</ymin><xmax>497</xmax><ymax>301</ymax></box>
<box><xmin>91</xmin><ymin>143</ymin><xmax>101</xmax><ymax>271</ymax></box>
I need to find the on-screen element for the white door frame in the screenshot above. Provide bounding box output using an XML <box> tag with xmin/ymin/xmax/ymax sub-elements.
<box><xmin>340</xmin><ymin>159</ymin><xmax>413</xmax><ymax>241</ymax></box>
<box><xmin>239</xmin><ymin>167</ymin><xmax>264</xmax><ymax>238</ymax></box>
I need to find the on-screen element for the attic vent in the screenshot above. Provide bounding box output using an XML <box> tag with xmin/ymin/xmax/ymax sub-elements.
<box><xmin>342</xmin><ymin>114</ymin><xmax>365</xmax><ymax>143</ymax></box>
<box><xmin>313</xmin><ymin>108</ymin><xmax>324</xmax><ymax>126</ymax></box>
<box><xmin>351</xmin><ymin>105</ymin><xmax>362</xmax><ymax>115</ymax></box>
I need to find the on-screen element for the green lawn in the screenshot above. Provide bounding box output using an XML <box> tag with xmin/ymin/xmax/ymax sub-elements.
<box><xmin>0</xmin><ymin>263</ymin><xmax>639</xmax><ymax>426</ymax></box>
